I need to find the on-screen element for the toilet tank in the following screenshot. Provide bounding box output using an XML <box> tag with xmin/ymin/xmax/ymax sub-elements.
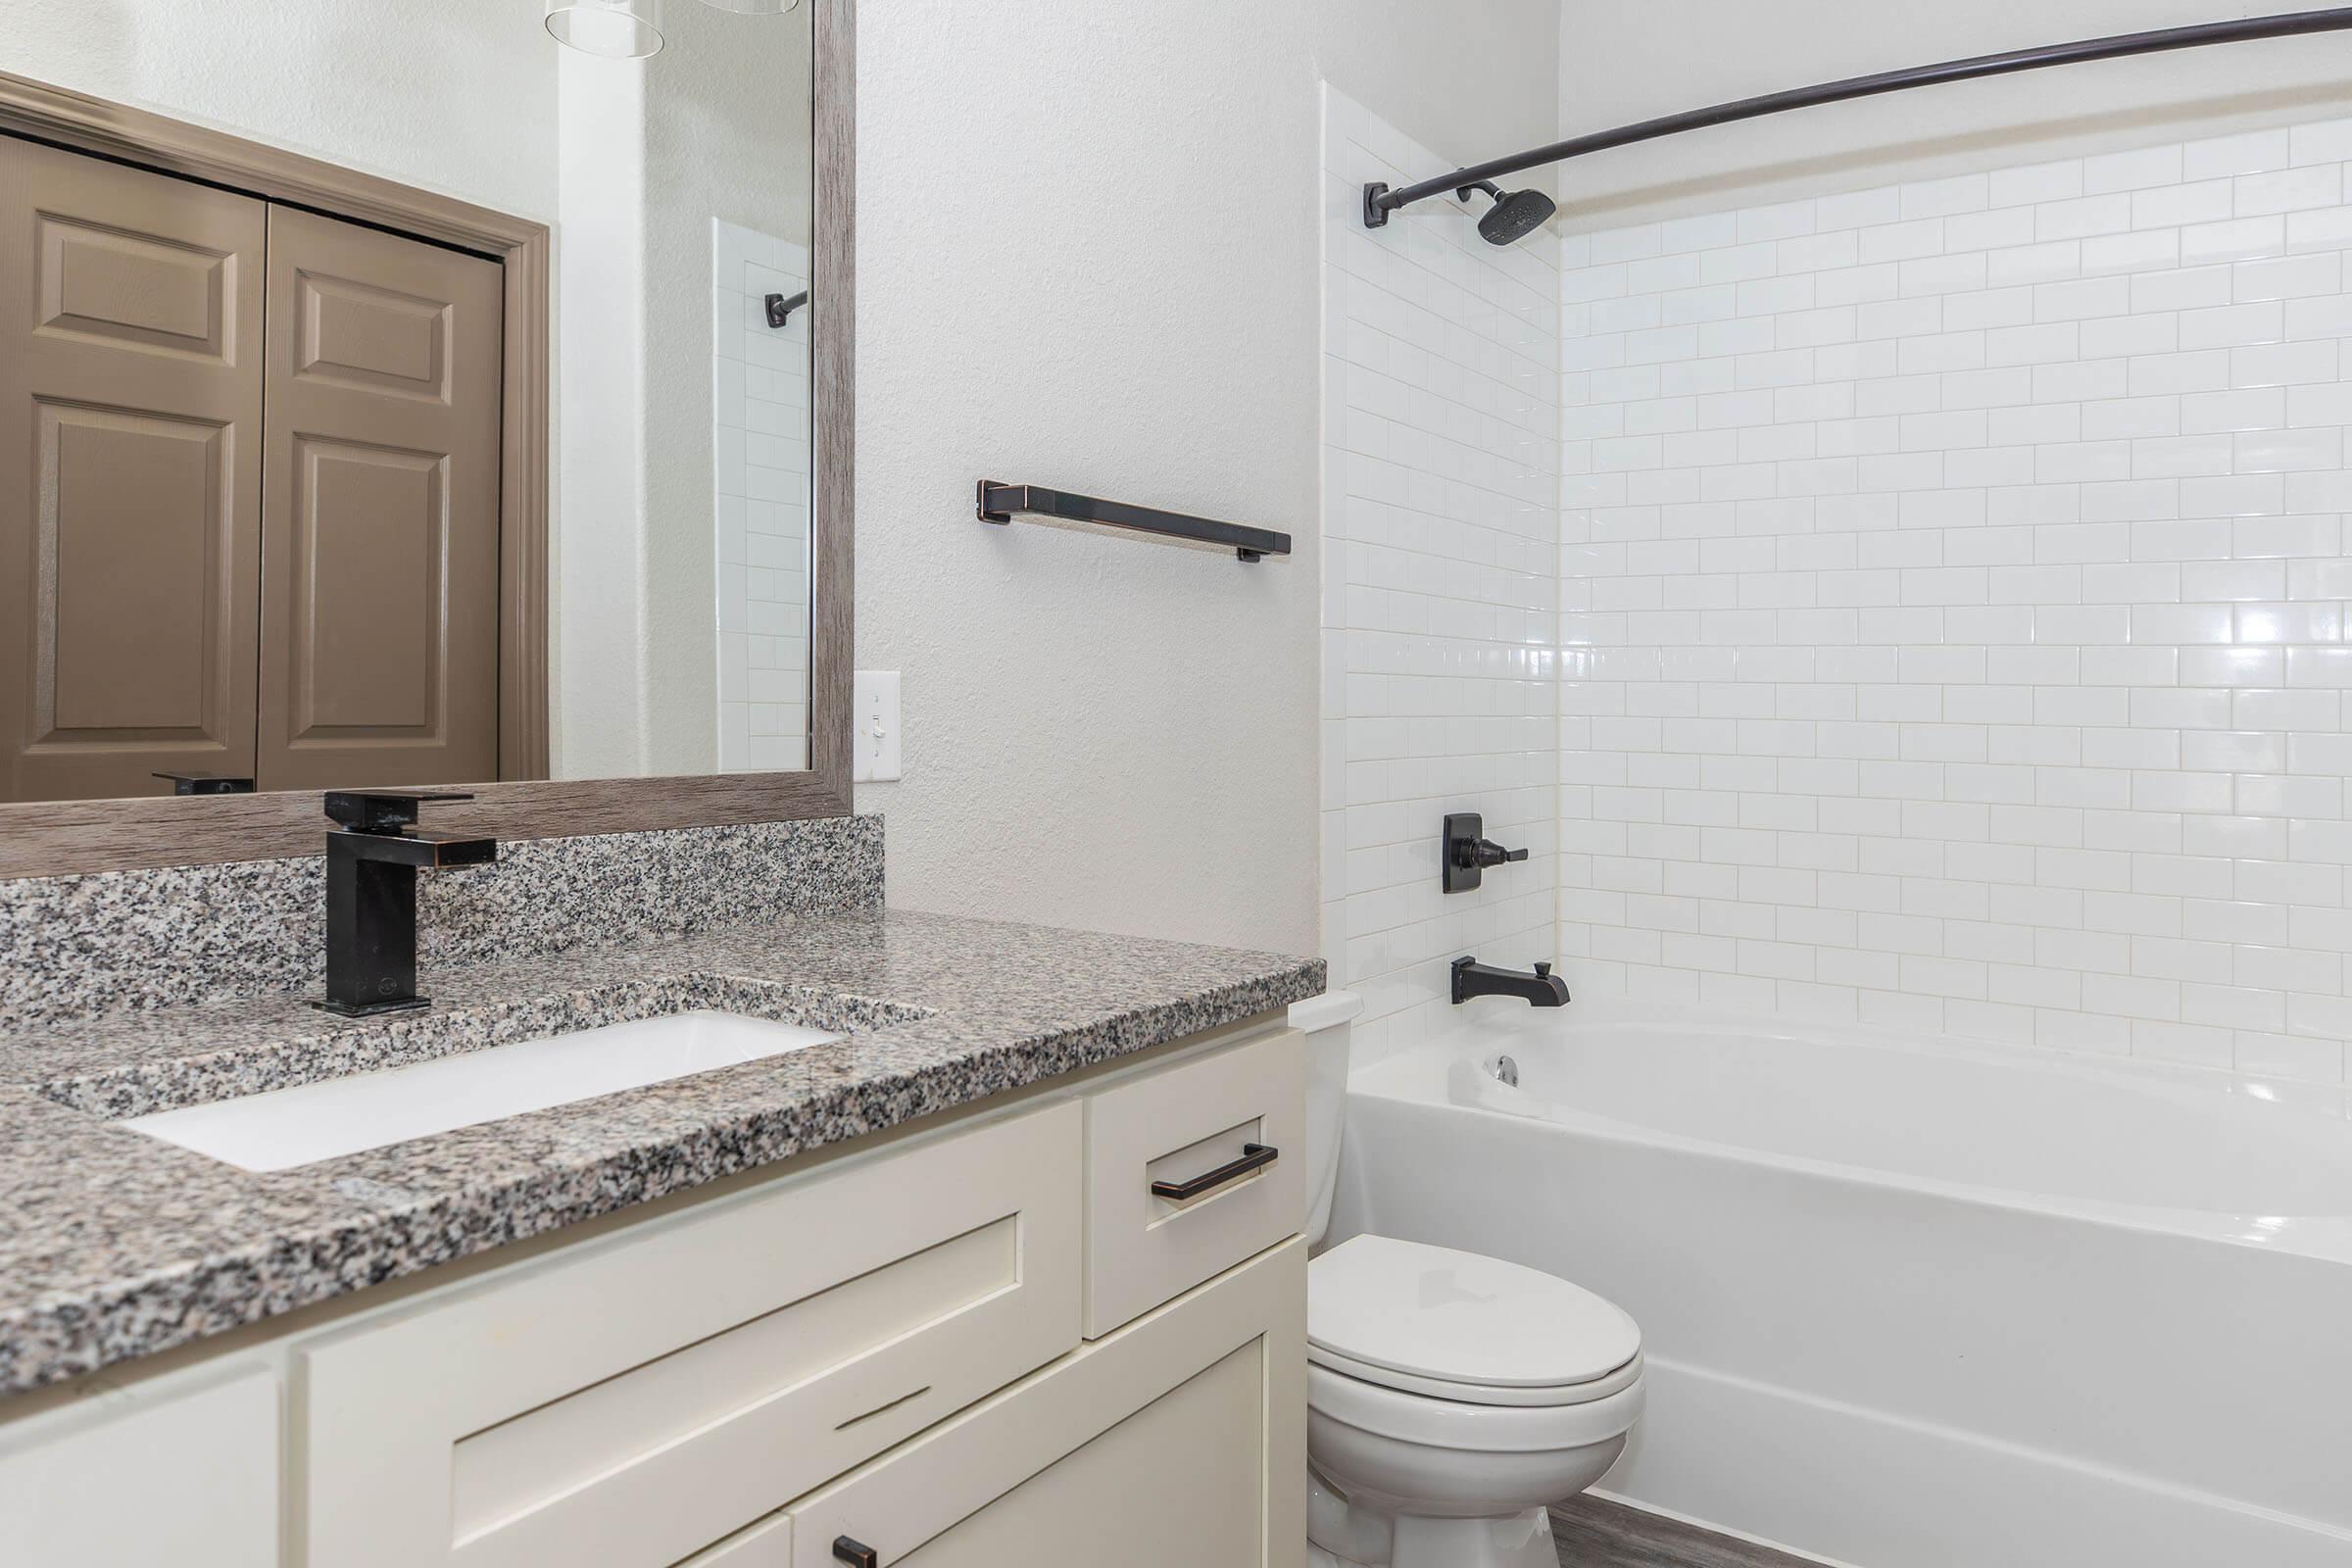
<box><xmin>1288</xmin><ymin>990</ymin><xmax>1362</xmax><ymax>1250</ymax></box>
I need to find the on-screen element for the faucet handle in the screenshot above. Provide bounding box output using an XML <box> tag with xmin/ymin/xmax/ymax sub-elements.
<box><xmin>324</xmin><ymin>791</ymin><xmax>475</xmax><ymax>835</ymax></box>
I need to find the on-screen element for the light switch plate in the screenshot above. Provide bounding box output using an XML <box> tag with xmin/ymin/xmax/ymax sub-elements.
<box><xmin>854</xmin><ymin>670</ymin><xmax>902</xmax><ymax>782</ymax></box>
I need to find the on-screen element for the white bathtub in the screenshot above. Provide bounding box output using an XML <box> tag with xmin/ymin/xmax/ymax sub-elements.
<box><xmin>1333</xmin><ymin>1002</ymin><xmax>2352</xmax><ymax>1568</ymax></box>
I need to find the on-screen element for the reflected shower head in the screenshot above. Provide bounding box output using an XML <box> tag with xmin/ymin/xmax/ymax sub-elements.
<box><xmin>1457</xmin><ymin>179</ymin><xmax>1557</xmax><ymax>245</ymax></box>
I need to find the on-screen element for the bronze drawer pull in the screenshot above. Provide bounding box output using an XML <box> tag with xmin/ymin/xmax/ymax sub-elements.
<box><xmin>1151</xmin><ymin>1144</ymin><xmax>1278</xmax><ymax>1202</ymax></box>
<box><xmin>833</xmin><ymin>1538</ymin><xmax>879</xmax><ymax>1567</ymax></box>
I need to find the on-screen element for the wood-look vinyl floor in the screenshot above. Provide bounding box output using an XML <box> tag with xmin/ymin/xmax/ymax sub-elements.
<box><xmin>1551</xmin><ymin>1495</ymin><xmax>1828</xmax><ymax>1568</ymax></box>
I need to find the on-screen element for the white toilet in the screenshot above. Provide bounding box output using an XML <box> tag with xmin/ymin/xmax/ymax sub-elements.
<box><xmin>1294</xmin><ymin>991</ymin><xmax>1644</xmax><ymax>1568</ymax></box>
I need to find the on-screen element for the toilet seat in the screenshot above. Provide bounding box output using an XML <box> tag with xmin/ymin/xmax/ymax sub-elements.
<box><xmin>1307</xmin><ymin>1361</ymin><xmax>1645</xmax><ymax>1453</ymax></box>
<box><xmin>1308</xmin><ymin>1236</ymin><xmax>1642</xmax><ymax>1408</ymax></box>
<box><xmin>1310</xmin><ymin>1343</ymin><xmax>1644</xmax><ymax>1407</ymax></box>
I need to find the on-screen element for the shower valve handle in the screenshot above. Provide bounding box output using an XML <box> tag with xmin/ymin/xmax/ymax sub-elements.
<box><xmin>1468</xmin><ymin>839</ymin><xmax>1528</xmax><ymax>868</ymax></box>
<box><xmin>1443</xmin><ymin>812</ymin><xmax>1528</xmax><ymax>894</ymax></box>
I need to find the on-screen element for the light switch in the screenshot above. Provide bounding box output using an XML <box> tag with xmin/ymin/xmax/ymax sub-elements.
<box><xmin>853</xmin><ymin>670</ymin><xmax>902</xmax><ymax>782</ymax></box>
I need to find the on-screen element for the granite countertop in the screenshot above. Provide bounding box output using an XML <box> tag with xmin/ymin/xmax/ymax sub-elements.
<box><xmin>0</xmin><ymin>908</ymin><xmax>1323</xmax><ymax>1397</ymax></box>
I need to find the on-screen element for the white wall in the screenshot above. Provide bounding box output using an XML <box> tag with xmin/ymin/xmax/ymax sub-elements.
<box><xmin>553</xmin><ymin>49</ymin><xmax>649</xmax><ymax>780</ymax></box>
<box><xmin>0</xmin><ymin>0</ymin><xmax>557</xmax><ymax>221</ymax></box>
<box><xmin>855</xmin><ymin>0</ymin><xmax>1558</xmax><ymax>956</ymax></box>
<box><xmin>1322</xmin><ymin>87</ymin><xmax>1562</xmax><ymax>1062</ymax></box>
<box><xmin>1559</xmin><ymin>2</ymin><xmax>2352</xmax><ymax>229</ymax></box>
<box><xmin>1560</xmin><ymin>118</ymin><xmax>2352</xmax><ymax>1093</ymax></box>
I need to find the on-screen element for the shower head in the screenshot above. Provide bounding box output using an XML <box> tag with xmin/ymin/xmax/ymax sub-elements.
<box><xmin>1456</xmin><ymin>179</ymin><xmax>1556</xmax><ymax>245</ymax></box>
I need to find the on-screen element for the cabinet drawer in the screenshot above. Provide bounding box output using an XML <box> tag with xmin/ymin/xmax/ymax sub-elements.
<box><xmin>786</xmin><ymin>1237</ymin><xmax>1305</xmax><ymax>1568</ymax></box>
<box><xmin>1083</xmin><ymin>1026</ymin><xmax>1303</xmax><ymax>1337</ymax></box>
<box><xmin>301</xmin><ymin>1102</ymin><xmax>1082</xmax><ymax>1568</ymax></box>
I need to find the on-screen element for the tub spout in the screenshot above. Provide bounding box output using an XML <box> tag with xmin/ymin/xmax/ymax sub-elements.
<box><xmin>1451</xmin><ymin>956</ymin><xmax>1570</xmax><ymax>1007</ymax></box>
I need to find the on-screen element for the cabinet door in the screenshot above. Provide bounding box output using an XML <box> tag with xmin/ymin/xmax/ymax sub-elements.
<box><xmin>0</xmin><ymin>134</ymin><xmax>265</xmax><ymax>802</ymax></box>
<box><xmin>257</xmin><ymin>204</ymin><xmax>503</xmax><ymax>791</ymax></box>
<box><xmin>0</xmin><ymin>1364</ymin><xmax>278</xmax><ymax>1565</ymax></box>
<box><xmin>787</xmin><ymin>1238</ymin><xmax>1306</xmax><ymax>1568</ymax></box>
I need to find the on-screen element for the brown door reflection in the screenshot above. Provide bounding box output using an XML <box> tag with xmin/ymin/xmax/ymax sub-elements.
<box><xmin>256</xmin><ymin>206</ymin><xmax>504</xmax><ymax>792</ymax></box>
<box><xmin>0</xmin><ymin>135</ymin><xmax>266</xmax><ymax>802</ymax></box>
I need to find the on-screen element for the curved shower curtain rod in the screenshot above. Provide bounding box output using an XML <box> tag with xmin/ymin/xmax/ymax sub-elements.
<box><xmin>1363</xmin><ymin>7</ymin><xmax>2352</xmax><ymax>230</ymax></box>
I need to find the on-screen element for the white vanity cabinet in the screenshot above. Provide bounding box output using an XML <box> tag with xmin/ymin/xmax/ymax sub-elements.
<box><xmin>0</xmin><ymin>1016</ymin><xmax>1305</xmax><ymax>1568</ymax></box>
<box><xmin>303</xmin><ymin>1100</ymin><xmax>1088</xmax><ymax>1568</ymax></box>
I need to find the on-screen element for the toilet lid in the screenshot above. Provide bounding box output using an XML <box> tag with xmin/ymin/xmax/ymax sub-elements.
<box><xmin>1308</xmin><ymin>1236</ymin><xmax>1641</xmax><ymax>1397</ymax></box>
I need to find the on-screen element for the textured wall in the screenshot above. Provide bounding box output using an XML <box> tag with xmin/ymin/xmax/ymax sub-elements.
<box><xmin>0</xmin><ymin>0</ymin><xmax>557</xmax><ymax>220</ymax></box>
<box><xmin>1559</xmin><ymin>2</ymin><xmax>2352</xmax><ymax>229</ymax></box>
<box><xmin>1560</xmin><ymin>117</ymin><xmax>2352</xmax><ymax>1093</ymax></box>
<box><xmin>854</xmin><ymin>0</ymin><xmax>1559</xmax><ymax>956</ymax></box>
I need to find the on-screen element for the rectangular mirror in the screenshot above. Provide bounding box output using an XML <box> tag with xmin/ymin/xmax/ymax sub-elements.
<box><xmin>0</xmin><ymin>0</ymin><xmax>852</xmax><ymax>873</ymax></box>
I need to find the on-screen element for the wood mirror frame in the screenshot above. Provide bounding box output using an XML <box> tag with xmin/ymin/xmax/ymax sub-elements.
<box><xmin>0</xmin><ymin>0</ymin><xmax>854</xmax><ymax>880</ymax></box>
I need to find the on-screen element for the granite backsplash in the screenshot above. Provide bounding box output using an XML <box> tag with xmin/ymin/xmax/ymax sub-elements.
<box><xmin>0</xmin><ymin>815</ymin><xmax>884</xmax><ymax>1029</ymax></box>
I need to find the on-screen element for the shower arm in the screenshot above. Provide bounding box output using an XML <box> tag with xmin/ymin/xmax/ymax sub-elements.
<box><xmin>1362</xmin><ymin>7</ymin><xmax>2352</xmax><ymax>228</ymax></box>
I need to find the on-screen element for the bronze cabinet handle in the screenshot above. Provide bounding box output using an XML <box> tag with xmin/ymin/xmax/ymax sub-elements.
<box><xmin>1151</xmin><ymin>1144</ymin><xmax>1278</xmax><ymax>1201</ymax></box>
<box><xmin>833</xmin><ymin>1539</ymin><xmax>879</xmax><ymax>1568</ymax></box>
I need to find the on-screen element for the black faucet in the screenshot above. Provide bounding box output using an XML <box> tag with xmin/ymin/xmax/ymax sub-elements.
<box><xmin>1452</xmin><ymin>956</ymin><xmax>1570</xmax><ymax>1007</ymax></box>
<box><xmin>153</xmin><ymin>771</ymin><xmax>256</xmax><ymax>796</ymax></box>
<box><xmin>314</xmin><ymin>792</ymin><xmax>499</xmax><ymax>1018</ymax></box>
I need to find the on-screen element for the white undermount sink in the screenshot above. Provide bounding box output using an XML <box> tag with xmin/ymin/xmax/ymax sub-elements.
<box><xmin>116</xmin><ymin>1010</ymin><xmax>843</xmax><ymax>1173</ymax></box>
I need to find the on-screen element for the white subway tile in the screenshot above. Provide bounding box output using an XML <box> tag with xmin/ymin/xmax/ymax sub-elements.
<box><xmin>2230</xmin><ymin>340</ymin><xmax>2337</xmax><ymax>388</ymax></box>
<box><xmin>2234</xmin><ymin>165</ymin><xmax>2342</xmax><ymax>218</ymax></box>
<box><xmin>2036</xmin><ymin>193</ymin><xmax>2132</xmax><ymax>242</ymax></box>
<box><xmin>2085</xmin><ymin>143</ymin><xmax>2184</xmax><ymax>194</ymax></box>
<box><xmin>1987</xmin><ymin>240</ymin><xmax>2082</xmax><ymax>287</ymax></box>
<box><xmin>2131</xmin><ymin>177</ymin><xmax>2235</xmax><ymax>230</ymax></box>
<box><xmin>2180</xmin><ymin>216</ymin><xmax>2285</xmax><ymax>266</ymax></box>
<box><xmin>1739</xmin><ymin>199</ymin><xmax>1818</xmax><ymax>244</ymax></box>
<box><xmin>2177</xmin><ymin>300</ymin><xmax>2282</xmax><ymax>349</ymax></box>
<box><xmin>2233</xmin><ymin>251</ymin><xmax>2341</xmax><ymax>301</ymax></box>
<box><xmin>2184</xmin><ymin>128</ymin><xmax>2292</xmax><ymax>181</ymax></box>
<box><xmin>2034</xmin><ymin>276</ymin><xmax>2131</xmax><ymax>321</ymax></box>
<box><xmin>1991</xmin><ymin>159</ymin><xmax>2083</xmax><ymax>208</ymax></box>
<box><xmin>2082</xmin><ymin>228</ymin><xmax>2180</xmax><ymax>277</ymax></box>
<box><xmin>1847</xmin><ymin>219</ymin><xmax>1944</xmax><ymax>270</ymax></box>
<box><xmin>1816</xmin><ymin>185</ymin><xmax>1901</xmax><ymax>231</ymax></box>
<box><xmin>2284</xmin><ymin>205</ymin><xmax>2352</xmax><ymax>254</ymax></box>
<box><xmin>2130</xmin><ymin>265</ymin><xmax>2234</xmax><ymax>313</ymax></box>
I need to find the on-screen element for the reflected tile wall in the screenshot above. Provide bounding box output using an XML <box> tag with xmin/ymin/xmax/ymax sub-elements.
<box><xmin>714</xmin><ymin>218</ymin><xmax>810</xmax><ymax>773</ymax></box>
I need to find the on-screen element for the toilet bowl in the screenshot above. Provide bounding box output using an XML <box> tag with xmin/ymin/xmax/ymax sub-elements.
<box><xmin>1293</xmin><ymin>995</ymin><xmax>1644</xmax><ymax>1568</ymax></box>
